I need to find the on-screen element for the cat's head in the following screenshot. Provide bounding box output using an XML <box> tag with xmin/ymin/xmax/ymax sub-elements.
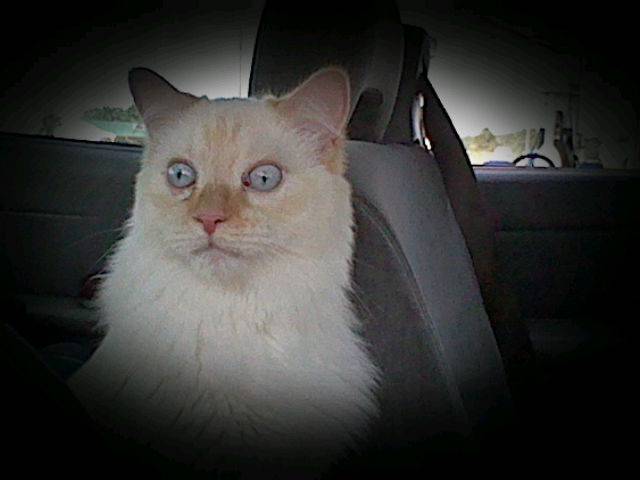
<box><xmin>128</xmin><ymin>68</ymin><xmax>353</xmax><ymax>287</ymax></box>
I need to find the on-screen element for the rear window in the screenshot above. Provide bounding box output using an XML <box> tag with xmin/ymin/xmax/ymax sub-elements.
<box><xmin>399</xmin><ymin>2</ymin><xmax>638</xmax><ymax>169</ymax></box>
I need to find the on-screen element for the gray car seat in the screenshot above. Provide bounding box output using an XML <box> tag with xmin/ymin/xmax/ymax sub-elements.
<box><xmin>250</xmin><ymin>0</ymin><xmax>516</xmax><ymax>469</ymax></box>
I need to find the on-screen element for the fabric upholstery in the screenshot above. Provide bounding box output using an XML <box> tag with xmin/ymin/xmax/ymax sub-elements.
<box><xmin>347</xmin><ymin>141</ymin><xmax>511</xmax><ymax>441</ymax></box>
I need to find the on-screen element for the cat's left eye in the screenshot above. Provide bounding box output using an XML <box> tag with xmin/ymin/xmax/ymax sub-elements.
<box><xmin>167</xmin><ymin>161</ymin><xmax>197</xmax><ymax>188</ymax></box>
<box><xmin>243</xmin><ymin>164</ymin><xmax>283</xmax><ymax>192</ymax></box>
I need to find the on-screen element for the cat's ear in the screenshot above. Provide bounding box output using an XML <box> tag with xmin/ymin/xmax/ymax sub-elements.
<box><xmin>274</xmin><ymin>68</ymin><xmax>350</xmax><ymax>167</ymax></box>
<box><xmin>129</xmin><ymin>68</ymin><xmax>200</xmax><ymax>135</ymax></box>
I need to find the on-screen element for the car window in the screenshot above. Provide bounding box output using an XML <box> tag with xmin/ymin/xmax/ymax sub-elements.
<box><xmin>0</xmin><ymin>2</ymin><xmax>263</xmax><ymax>145</ymax></box>
<box><xmin>399</xmin><ymin>1</ymin><xmax>638</xmax><ymax>169</ymax></box>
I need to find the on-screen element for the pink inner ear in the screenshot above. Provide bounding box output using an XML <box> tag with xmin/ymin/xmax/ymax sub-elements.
<box><xmin>129</xmin><ymin>68</ymin><xmax>199</xmax><ymax>134</ymax></box>
<box><xmin>277</xmin><ymin>69</ymin><xmax>350</xmax><ymax>142</ymax></box>
<box><xmin>295</xmin><ymin>118</ymin><xmax>337</xmax><ymax>153</ymax></box>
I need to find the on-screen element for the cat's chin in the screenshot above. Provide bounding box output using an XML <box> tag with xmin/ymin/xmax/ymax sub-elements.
<box><xmin>191</xmin><ymin>241</ymin><xmax>244</xmax><ymax>263</ymax></box>
<box><xmin>185</xmin><ymin>244</ymin><xmax>263</xmax><ymax>289</ymax></box>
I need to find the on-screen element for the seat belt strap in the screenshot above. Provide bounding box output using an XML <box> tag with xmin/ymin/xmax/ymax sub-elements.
<box><xmin>419</xmin><ymin>74</ymin><xmax>536</xmax><ymax>388</ymax></box>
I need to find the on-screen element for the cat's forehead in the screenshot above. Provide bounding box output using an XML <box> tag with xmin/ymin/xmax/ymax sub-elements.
<box><xmin>169</xmin><ymin>98</ymin><xmax>305</xmax><ymax>168</ymax></box>
<box><xmin>201</xmin><ymin>98</ymin><xmax>275</xmax><ymax>142</ymax></box>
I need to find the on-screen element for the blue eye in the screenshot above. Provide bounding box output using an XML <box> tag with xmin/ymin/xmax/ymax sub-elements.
<box><xmin>167</xmin><ymin>161</ymin><xmax>196</xmax><ymax>188</ymax></box>
<box><xmin>245</xmin><ymin>164</ymin><xmax>282</xmax><ymax>191</ymax></box>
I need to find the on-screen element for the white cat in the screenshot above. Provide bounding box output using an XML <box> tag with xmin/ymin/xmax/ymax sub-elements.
<box><xmin>69</xmin><ymin>67</ymin><xmax>379</xmax><ymax>475</ymax></box>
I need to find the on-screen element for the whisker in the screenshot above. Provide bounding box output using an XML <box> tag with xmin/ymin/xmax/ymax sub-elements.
<box><xmin>349</xmin><ymin>280</ymin><xmax>389</xmax><ymax>332</ymax></box>
<box><xmin>349</xmin><ymin>254</ymin><xmax>398</xmax><ymax>275</ymax></box>
<box><xmin>70</xmin><ymin>225</ymin><xmax>127</xmax><ymax>248</ymax></box>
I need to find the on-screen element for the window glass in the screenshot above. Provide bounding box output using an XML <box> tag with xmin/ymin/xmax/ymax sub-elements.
<box><xmin>0</xmin><ymin>2</ymin><xmax>263</xmax><ymax>144</ymax></box>
<box><xmin>399</xmin><ymin>1</ymin><xmax>639</xmax><ymax>169</ymax></box>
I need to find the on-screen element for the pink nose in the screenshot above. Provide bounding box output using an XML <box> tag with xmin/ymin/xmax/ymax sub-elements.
<box><xmin>194</xmin><ymin>212</ymin><xmax>227</xmax><ymax>235</ymax></box>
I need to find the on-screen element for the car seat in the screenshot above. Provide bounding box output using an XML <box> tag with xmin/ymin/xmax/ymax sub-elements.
<box><xmin>249</xmin><ymin>0</ymin><xmax>527</xmax><ymax>471</ymax></box>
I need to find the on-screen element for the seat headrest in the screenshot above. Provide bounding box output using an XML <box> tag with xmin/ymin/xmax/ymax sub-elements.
<box><xmin>382</xmin><ymin>24</ymin><xmax>432</xmax><ymax>145</ymax></box>
<box><xmin>249</xmin><ymin>0</ymin><xmax>404</xmax><ymax>143</ymax></box>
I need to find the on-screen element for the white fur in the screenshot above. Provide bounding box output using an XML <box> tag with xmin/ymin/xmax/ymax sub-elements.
<box><xmin>69</xmin><ymin>83</ymin><xmax>379</xmax><ymax>473</ymax></box>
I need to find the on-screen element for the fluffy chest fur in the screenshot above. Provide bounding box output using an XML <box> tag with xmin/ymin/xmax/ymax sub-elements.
<box><xmin>72</xmin><ymin>234</ymin><xmax>378</xmax><ymax>466</ymax></box>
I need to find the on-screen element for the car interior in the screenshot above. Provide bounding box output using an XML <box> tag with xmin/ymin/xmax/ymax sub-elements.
<box><xmin>2</xmin><ymin>0</ymin><xmax>638</xmax><ymax>476</ymax></box>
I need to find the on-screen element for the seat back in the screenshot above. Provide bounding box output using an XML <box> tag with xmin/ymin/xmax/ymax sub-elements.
<box><xmin>349</xmin><ymin>142</ymin><xmax>511</xmax><ymax>450</ymax></box>
<box><xmin>250</xmin><ymin>0</ymin><xmax>512</xmax><ymax>455</ymax></box>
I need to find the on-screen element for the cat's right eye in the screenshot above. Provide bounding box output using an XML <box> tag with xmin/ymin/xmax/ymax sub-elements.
<box><xmin>243</xmin><ymin>164</ymin><xmax>283</xmax><ymax>192</ymax></box>
<box><xmin>167</xmin><ymin>161</ymin><xmax>197</xmax><ymax>188</ymax></box>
